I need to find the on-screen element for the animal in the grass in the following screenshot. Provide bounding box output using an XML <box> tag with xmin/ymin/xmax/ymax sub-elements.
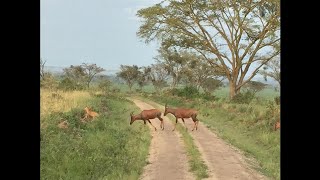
<box><xmin>130</xmin><ymin>109</ymin><xmax>164</xmax><ymax>131</ymax></box>
<box><xmin>274</xmin><ymin>120</ymin><xmax>280</xmax><ymax>131</ymax></box>
<box><xmin>82</xmin><ymin>107</ymin><xmax>99</xmax><ymax>121</ymax></box>
<box><xmin>164</xmin><ymin>103</ymin><xmax>199</xmax><ymax>131</ymax></box>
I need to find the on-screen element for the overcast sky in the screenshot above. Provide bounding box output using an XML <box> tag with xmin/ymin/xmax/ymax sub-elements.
<box><xmin>41</xmin><ymin>0</ymin><xmax>162</xmax><ymax>72</ymax></box>
<box><xmin>40</xmin><ymin>0</ymin><xmax>277</xmax><ymax>84</ymax></box>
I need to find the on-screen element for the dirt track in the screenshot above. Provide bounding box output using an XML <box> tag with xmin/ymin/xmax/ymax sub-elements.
<box><xmin>130</xmin><ymin>99</ymin><xmax>195</xmax><ymax>180</ymax></box>
<box><xmin>130</xmin><ymin>98</ymin><xmax>268</xmax><ymax>180</ymax></box>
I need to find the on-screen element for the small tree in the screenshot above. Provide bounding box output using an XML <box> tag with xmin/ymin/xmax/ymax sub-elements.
<box><xmin>201</xmin><ymin>78</ymin><xmax>224</xmax><ymax>94</ymax></box>
<box><xmin>40</xmin><ymin>72</ymin><xmax>59</xmax><ymax>90</ymax></box>
<box><xmin>137</xmin><ymin>67</ymin><xmax>150</xmax><ymax>91</ymax></box>
<box><xmin>81</xmin><ymin>63</ymin><xmax>105</xmax><ymax>88</ymax></box>
<box><xmin>154</xmin><ymin>46</ymin><xmax>187</xmax><ymax>89</ymax></box>
<box><xmin>243</xmin><ymin>80</ymin><xmax>267</xmax><ymax>93</ymax></box>
<box><xmin>63</xmin><ymin>63</ymin><xmax>105</xmax><ymax>89</ymax></box>
<box><xmin>116</xmin><ymin>65</ymin><xmax>140</xmax><ymax>91</ymax></box>
<box><xmin>63</xmin><ymin>65</ymin><xmax>87</xmax><ymax>89</ymax></box>
<box><xmin>97</xmin><ymin>75</ymin><xmax>112</xmax><ymax>93</ymax></box>
<box><xmin>145</xmin><ymin>63</ymin><xmax>169</xmax><ymax>93</ymax></box>
<box><xmin>259</xmin><ymin>57</ymin><xmax>280</xmax><ymax>90</ymax></box>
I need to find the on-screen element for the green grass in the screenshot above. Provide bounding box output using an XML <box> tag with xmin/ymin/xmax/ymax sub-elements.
<box><xmin>136</xmin><ymin>96</ymin><xmax>209</xmax><ymax>180</ymax></box>
<box><xmin>112</xmin><ymin>83</ymin><xmax>156</xmax><ymax>93</ymax></box>
<box><xmin>40</xmin><ymin>94</ymin><xmax>151</xmax><ymax>180</ymax></box>
<box><xmin>148</xmin><ymin>95</ymin><xmax>280</xmax><ymax>180</ymax></box>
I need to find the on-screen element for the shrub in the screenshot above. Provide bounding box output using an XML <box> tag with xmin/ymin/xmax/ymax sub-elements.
<box><xmin>231</xmin><ymin>90</ymin><xmax>256</xmax><ymax>104</ymax></box>
<box><xmin>177</xmin><ymin>86</ymin><xmax>199</xmax><ymax>99</ymax></box>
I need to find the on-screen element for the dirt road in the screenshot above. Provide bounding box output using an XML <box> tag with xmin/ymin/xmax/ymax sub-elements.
<box><xmin>130</xmin><ymin>98</ymin><xmax>268</xmax><ymax>180</ymax></box>
<box><xmin>130</xmin><ymin>98</ymin><xmax>195</xmax><ymax>180</ymax></box>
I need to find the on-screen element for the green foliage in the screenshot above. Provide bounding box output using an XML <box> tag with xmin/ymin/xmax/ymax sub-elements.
<box><xmin>97</xmin><ymin>76</ymin><xmax>112</xmax><ymax>93</ymax></box>
<box><xmin>274</xmin><ymin>96</ymin><xmax>280</xmax><ymax>105</ymax></box>
<box><xmin>177</xmin><ymin>86</ymin><xmax>199</xmax><ymax>99</ymax></box>
<box><xmin>137</xmin><ymin>0</ymin><xmax>280</xmax><ymax>99</ymax></box>
<box><xmin>231</xmin><ymin>90</ymin><xmax>256</xmax><ymax>104</ymax></box>
<box><xmin>201</xmin><ymin>78</ymin><xmax>223</xmax><ymax>94</ymax></box>
<box><xmin>243</xmin><ymin>81</ymin><xmax>268</xmax><ymax>93</ymax></box>
<box><xmin>40</xmin><ymin>73</ymin><xmax>59</xmax><ymax>90</ymax></box>
<box><xmin>58</xmin><ymin>77</ymin><xmax>85</xmax><ymax>91</ymax></box>
<box><xmin>116</xmin><ymin>65</ymin><xmax>140</xmax><ymax>91</ymax></box>
<box><xmin>147</xmin><ymin>94</ymin><xmax>280</xmax><ymax>179</ymax></box>
<box><xmin>63</xmin><ymin>63</ymin><xmax>105</xmax><ymax>89</ymax></box>
<box><xmin>41</xmin><ymin>95</ymin><xmax>150</xmax><ymax>180</ymax></box>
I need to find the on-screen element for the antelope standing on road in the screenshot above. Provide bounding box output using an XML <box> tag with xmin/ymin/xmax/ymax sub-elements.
<box><xmin>130</xmin><ymin>109</ymin><xmax>164</xmax><ymax>131</ymax></box>
<box><xmin>164</xmin><ymin>103</ymin><xmax>199</xmax><ymax>131</ymax></box>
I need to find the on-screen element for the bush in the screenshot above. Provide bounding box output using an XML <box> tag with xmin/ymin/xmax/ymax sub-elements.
<box><xmin>200</xmin><ymin>92</ymin><xmax>217</xmax><ymax>101</ymax></box>
<box><xmin>177</xmin><ymin>86</ymin><xmax>199</xmax><ymax>99</ymax></box>
<box><xmin>164</xmin><ymin>88</ymin><xmax>180</xmax><ymax>96</ymax></box>
<box><xmin>231</xmin><ymin>90</ymin><xmax>256</xmax><ymax>104</ymax></box>
<box><xmin>274</xmin><ymin>96</ymin><xmax>280</xmax><ymax>105</ymax></box>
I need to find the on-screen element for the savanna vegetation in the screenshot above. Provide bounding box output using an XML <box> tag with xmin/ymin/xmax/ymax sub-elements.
<box><xmin>41</xmin><ymin>0</ymin><xmax>280</xmax><ymax>179</ymax></box>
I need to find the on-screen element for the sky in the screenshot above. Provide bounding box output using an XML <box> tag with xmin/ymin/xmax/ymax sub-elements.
<box><xmin>41</xmin><ymin>0</ymin><xmax>162</xmax><ymax>73</ymax></box>
<box><xmin>40</xmin><ymin>0</ymin><xmax>278</xmax><ymax>85</ymax></box>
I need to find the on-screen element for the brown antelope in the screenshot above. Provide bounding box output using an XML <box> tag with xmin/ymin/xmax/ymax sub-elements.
<box><xmin>164</xmin><ymin>103</ymin><xmax>199</xmax><ymax>131</ymax></box>
<box><xmin>82</xmin><ymin>107</ymin><xmax>99</xmax><ymax>122</ymax></box>
<box><xmin>130</xmin><ymin>109</ymin><xmax>164</xmax><ymax>131</ymax></box>
<box><xmin>274</xmin><ymin>121</ymin><xmax>280</xmax><ymax>131</ymax></box>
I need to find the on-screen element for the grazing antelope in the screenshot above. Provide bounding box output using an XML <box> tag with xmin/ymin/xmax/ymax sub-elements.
<box><xmin>164</xmin><ymin>103</ymin><xmax>199</xmax><ymax>131</ymax></box>
<box><xmin>130</xmin><ymin>109</ymin><xmax>164</xmax><ymax>131</ymax></box>
<box><xmin>274</xmin><ymin>121</ymin><xmax>280</xmax><ymax>131</ymax></box>
<box><xmin>82</xmin><ymin>107</ymin><xmax>99</xmax><ymax>122</ymax></box>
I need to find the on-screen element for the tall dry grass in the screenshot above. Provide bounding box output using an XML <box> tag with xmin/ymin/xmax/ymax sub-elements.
<box><xmin>40</xmin><ymin>89</ymin><xmax>91</xmax><ymax>127</ymax></box>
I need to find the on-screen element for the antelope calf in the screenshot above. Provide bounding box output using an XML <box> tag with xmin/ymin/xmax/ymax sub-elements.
<box><xmin>130</xmin><ymin>109</ymin><xmax>164</xmax><ymax>131</ymax></box>
<box><xmin>164</xmin><ymin>103</ymin><xmax>199</xmax><ymax>131</ymax></box>
<box><xmin>82</xmin><ymin>107</ymin><xmax>99</xmax><ymax>122</ymax></box>
<box><xmin>274</xmin><ymin>121</ymin><xmax>280</xmax><ymax>131</ymax></box>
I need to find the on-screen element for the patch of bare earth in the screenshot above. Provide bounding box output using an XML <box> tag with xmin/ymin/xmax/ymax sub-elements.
<box><xmin>129</xmin><ymin>98</ymin><xmax>195</xmax><ymax>180</ymax></box>
<box><xmin>149</xmin><ymin>100</ymin><xmax>269</xmax><ymax>180</ymax></box>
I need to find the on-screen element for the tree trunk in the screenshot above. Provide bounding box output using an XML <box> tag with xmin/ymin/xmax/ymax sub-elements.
<box><xmin>171</xmin><ymin>78</ymin><xmax>177</xmax><ymax>89</ymax></box>
<box><xmin>229</xmin><ymin>80</ymin><xmax>237</xmax><ymax>99</ymax></box>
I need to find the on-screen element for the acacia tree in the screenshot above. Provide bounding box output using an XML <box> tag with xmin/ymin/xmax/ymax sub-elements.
<box><xmin>181</xmin><ymin>54</ymin><xmax>225</xmax><ymax>90</ymax></box>
<box><xmin>116</xmin><ymin>65</ymin><xmax>140</xmax><ymax>91</ymax></box>
<box><xmin>63</xmin><ymin>63</ymin><xmax>105</xmax><ymax>89</ymax></box>
<box><xmin>145</xmin><ymin>63</ymin><xmax>169</xmax><ymax>92</ymax></box>
<box><xmin>137</xmin><ymin>0</ymin><xmax>280</xmax><ymax>99</ymax></box>
<box><xmin>259</xmin><ymin>56</ymin><xmax>280</xmax><ymax>89</ymax></box>
<box><xmin>154</xmin><ymin>46</ymin><xmax>187</xmax><ymax>89</ymax></box>
<box><xmin>81</xmin><ymin>63</ymin><xmax>105</xmax><ymax>88</ymax></box>
<box><xmin>137</xmin><ymin>67</ymin><xmax>150</xmax><ymax>91</ymax></box>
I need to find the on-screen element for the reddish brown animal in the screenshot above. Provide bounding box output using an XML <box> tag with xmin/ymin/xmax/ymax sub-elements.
<box><xmin>164</xmin><ymin>103</ymin><xmax>199</xmax><ymax>131</ymax></box>
<box><xmin>130</xmin><ymin>109</ymin><xmax>164</xmax><ymax>131</ymax></box>
<box><xmin>274</xmin><ymin>121</ymin><xmax>280</xmax><ymax>131</ymax></box>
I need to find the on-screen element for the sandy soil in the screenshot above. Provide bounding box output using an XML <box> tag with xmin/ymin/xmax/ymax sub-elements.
<box><xmin>131</xmin><ymin>98</ymin><xmax>268</xmax><ymax>180</ymax></box>
<box><xmin>130</xmin><ymin>98</ymin><xmax>195</xmax><ymax>180</ymax></box>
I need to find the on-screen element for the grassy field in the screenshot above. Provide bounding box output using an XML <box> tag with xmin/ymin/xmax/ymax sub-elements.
<box><xmin>40</xmin><ymin>90</ymin><xmax>151</xmax><ymax>180</ymax></box>
<box><xmin>145</xmin><ymin>94</ymin><xmax>280</xmax><ymax>180</ymax></box>
<box><xmin>136</xmin><ymin>97</ymin><xmax>210</xmax><ymax>180</ymax></box>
